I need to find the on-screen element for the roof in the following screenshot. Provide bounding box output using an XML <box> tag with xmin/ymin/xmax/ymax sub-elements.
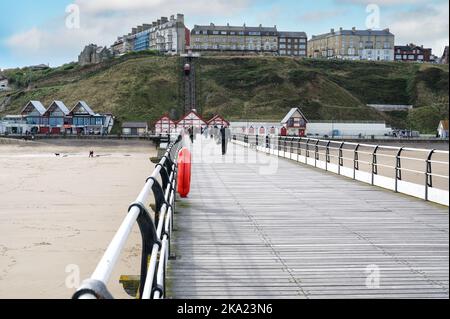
<box><xmin>207</xmin><ymin>115</ymin><xmax>230</xmax><ymax>125</ymax></box>
<box><xmin>71</xmin><ymin>101</ymin><xmax>95</xmax><ymax>116</ymax></box>
<box><xmin>395</xmin><ymin>45</ymin><xmax>430</xmax><ymax>52</ymax></box>
<box><xmin>192</xmin><ymin>24</ymin><xmax>277</xmax><ymax>34</ymax></box>
<box><xmin>48</xmin><ymin>101</ymin><xmax>70</xmax><ymax>115</ymax></box>
<box><xmin>155</xmin><ymin>114</ymin><xmax>176</xmax><ymax>124</ymax></box>
<box><xmin>21</xmin><ymin>101</ymin><xmax>47</xmax><ymax>115</ymax></box>
<box><xmin>439</xmin><ymin>120</ymin><xmax>449</xmax><ymax>131</ymax></box>
<box><xmin>177</xmin><ymin>110</ymin><xmax>207</xmax><ymax>125</ymax></box>
<box><xmin>279</xmin><ymin>31</ymin><xmax>307</xmax><ymax>38</ymax></box>
<box><xmin>311</xmin><ymin>28</ymin><xmax>394</xmax><ymax>41</ymax></box>
<box><xmin>122</xmin><ymin>122</ymin><xmax>148</xmax><ymax>128</ymax></box>
<box><xmin>281</xmin><ymin>108</ymin><xmax>308</xmax><ymax>124</ymax></box>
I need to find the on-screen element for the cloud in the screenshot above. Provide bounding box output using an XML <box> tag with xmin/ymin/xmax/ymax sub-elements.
<box><xmin>385</xmin><ymin>2</ymin><xmax>449</xmax><ymax>55</ymax></box>
<box><xmin>6</xmin><ymin>27</ymin><xmax>43</xmax><ymax>52</ymax></box>
<box><xmin>4</xmin><ymin>0</ymin><xmax>252</xmax><ymax>66</ymax></box>
<box><xmin>75</xmin><ymin>0</ymin><xmax>250</xmax><ymax>16</ymax></box>
<box><xmin>335</xmin><ymin>0</ymin><xmax>429</xmax><ymax>5</ymax></box>
<box><xmin>299</xmin><ymin>9</ymin><xmax>348</xmax><ymax>23</ymax></box>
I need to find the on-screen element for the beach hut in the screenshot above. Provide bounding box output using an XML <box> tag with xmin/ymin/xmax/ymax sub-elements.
<box><xmin>280</xmin><ymin>107</ymin><xmax>308</xmax><ymax>137</ymax></box>
<box><xmin>154</xmin><ymin>115</ymin><xmax>176</xmax><ymax>135</ymax></box>
<box><xmin>176</xmin><ymin>110</ymin><xmax>207</xmax><ymax>130</ymax></box>
<box><xmin>207</xmin><ymin>115</ymin><xmax>230</xmax><ymax>128</ymax></box>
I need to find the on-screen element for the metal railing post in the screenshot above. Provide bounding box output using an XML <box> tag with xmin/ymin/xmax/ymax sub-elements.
<box><xmin>425</xmin><ymin>149</ymin><xmax>435</xmax><ymax>201</ymax></box>
<box><xmin>353</xmin><ymin>144</ymin><xmax>360</xmax><ymax>180</ymax></box>
<box><xmin>338</xmin><ymin>142</ymin><xmax>344</xmax><ymax>175</ymax></box>
<box><xmin>395</xmin><ymin>147</ymin><xmax>404</xmax><ymax>193</ymax></box>
<box><xmin>371</xmin><ymin>146</ymin><xmax>379</xmax><ymax>186</ymax></box>
<box><xmin>314</xmin><ymin>140</ymin><xmax>320</xmax><ymax>168</ymax></box>
<box><xmin>325</xmin><ymin>141</ymin><xmax>331</xmax><ymax>172</ymax></box>
<box><xmin>305</xmin><ymin>139</ymin><xmax>310</xmax><ymax>159</ymax></box>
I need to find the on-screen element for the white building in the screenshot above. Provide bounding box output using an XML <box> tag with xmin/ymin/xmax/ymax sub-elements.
<box><xmin>112</xmin><ymin>14</ymin><xmax>187</xmax><ymax>55</ymax></box>
<box><xmin>306</xmin><ymin>121</ymin><xmax>393</xmax><ymax>138</ymax></box>
<box><xmin>0</xmin><ymin>78</ymin><xmax>9</xmax><ymax>91</ymax></box>
<box><xmin>437</xmin><ymin>120</ymin><xmax>449</xmax><ymax>138</ymax></box>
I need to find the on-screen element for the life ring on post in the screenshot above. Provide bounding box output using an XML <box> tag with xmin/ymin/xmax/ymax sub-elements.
<box><xmin>177</xmin><ymin>147</ymin><xmax>192</xmax><ymax>198</ymax></box>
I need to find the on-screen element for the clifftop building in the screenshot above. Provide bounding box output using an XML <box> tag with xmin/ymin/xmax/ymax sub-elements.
<box><xmin>111</xmin><ymin>14</ymin><xmax>188</xmax><ymax>55</ymax></box>
<box><xmin>308</xmin><ymin>27</ymin><xmax>395</xmax><ymax>61</ymax></box>
<box><xmin>78</xmin><ymin>44</ymin><xmax>112</xmax><ymax>66</ymax></box>
<box><xmin>191</xmin><ymin>23</ymin><xmax>279</xmax><ymax>53</ymax></box>
<box><xmin>394</xmin><ymin>44</ymin><xmax>432</xmax><ymax>62</ymax></box>
<box><xmin>191</xmin><ymin>23</ymin><xmax>307</xmax><ymax>57</ymax></box>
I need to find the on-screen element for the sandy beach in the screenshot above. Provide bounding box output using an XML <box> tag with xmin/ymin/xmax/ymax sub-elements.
<box><xmin>0</xmin><ymin>139</ymin><xmax>157</xmax><ymax>299</ymax></box>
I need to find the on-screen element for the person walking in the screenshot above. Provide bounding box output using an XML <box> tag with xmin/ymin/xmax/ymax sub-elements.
<box><xmin>188</xmin><ymin>126</ymin><xmax>194</xmax><ymax>143</ymax></box>
<box><xmin>220</xmin><ymin>126</ymin><xmax>228</xmax><ymax>155</ymax></box>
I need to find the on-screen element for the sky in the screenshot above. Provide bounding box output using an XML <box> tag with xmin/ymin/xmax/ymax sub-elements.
<box><xmin>0</xmin><ymin>0</ymin><xmax>448</xmax><ymax>69</ymax></box>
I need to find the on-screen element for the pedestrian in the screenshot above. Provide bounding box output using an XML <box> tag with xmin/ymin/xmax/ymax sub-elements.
<box><xmin>188</xmin><ymin>126</ymin><xmax>194</xmax><ymax>143</ymax></box>
<box><xmin>89</xmin><ymin>150</ymin><xmax>94</xmax><ymax>158</ymax></box>
<box><xmin>220</xmin><ymin>126</ymin><xmax>228</xmax><ymax>155</ymax></box>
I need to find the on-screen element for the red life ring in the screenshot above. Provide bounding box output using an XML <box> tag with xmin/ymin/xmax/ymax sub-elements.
<box><xmin>177</xmin><ymin>147</ymin><xmax>192</xmax><ymax>198</ymax></box>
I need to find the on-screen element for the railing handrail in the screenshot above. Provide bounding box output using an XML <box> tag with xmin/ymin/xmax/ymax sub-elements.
<box><xmin>233</xmin><ymin>134</ymin><xmax>449</xmax><ymax>205</ymax></box>
<box><xmin>73</xmin><ymin>133</ymin><xmax>183</xmax><ymax>299</ymax></box>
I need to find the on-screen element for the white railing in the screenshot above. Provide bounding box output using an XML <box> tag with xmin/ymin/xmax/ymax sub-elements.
<box><xmin>234</xmin><ymin>134</ymin><xmax>449</xmax><ymax>206</ymax></box>
<box><xmin>73</xmin><ymin>134</ymin><xmax>183</xmax><ymax>299</ymax></box>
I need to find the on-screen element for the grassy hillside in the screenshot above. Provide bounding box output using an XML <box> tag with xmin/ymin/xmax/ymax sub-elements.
<box><xmin>1</xmin><ymin>53</ymin><xmax>448</xmax><ymax>133</ymax></box>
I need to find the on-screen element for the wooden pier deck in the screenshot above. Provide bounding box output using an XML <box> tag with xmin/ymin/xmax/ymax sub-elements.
<box><xmin>168</xmin><ymin>138</ymin><xmax>449</xmax><ymax>299</ymax></box>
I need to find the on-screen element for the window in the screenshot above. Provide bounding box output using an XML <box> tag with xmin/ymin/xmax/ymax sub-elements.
<box><xmin>213</xmin><ymin>31</ymin><xmax>219</xmax><ymax>35</ymax></box>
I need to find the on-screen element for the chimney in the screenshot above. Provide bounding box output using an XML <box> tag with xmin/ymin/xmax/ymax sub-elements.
<box><xmin>210</xmin><ymin>23</ymin><xmax>215</xmax><ymax>27</ymax></box>
<box><xmin>137</xmin><ymin>26</ymin><xmax>143</xmax><ymax>32</ymax></box>
<box><xmin>384</xmin><ymin>28</ymin><xmax>390</xmax><ymax>33</ymax></box>
<box><xmin>157</xmin><ymin>19</ymin><xmax>161</xmax><ymax>25</ymax></box>
<box><xmin>132</xmin><ymin>28</ymin><xmax>137</xmax><ymax>34</ymax></box>
<box><xmin>352</xmin><ymin>27</ymin><xmax>356</xmax><ymax>32</ymax></box>
<box><xmin>330</xmin><ymin>28</ymin><xmax>335</xmax><ymax>34</ymax></box>
<box><xmin>143</xmin><ymin>24</ymin><xmax>151</xmax><ymax>30</ymax></box>
<box><xmin>339</xmin><ymin>27</ymin><xmax>343</xmax><ymax>31</ymax></box>
<box><xmin>259</xmin><ymin>24</ymin><xmax>262</xmax><ymax>28</ymax></box>
<box><xmin>161</xmin><ymin>17</ymin><xmax>168</xmax><ymax>24</ymax></box>
<box><xmin>170</xmin><ymin>15</ymin><xmax>175</xmax><ymax>21</ymax></box>
<box><xmin>177</xmin><ymin>14</ymin><xmax>184</xmax><ymax>23</ymax></box>
<box><xmin>152</xmin><ymin>22</ymin><xmax>157</xmax><ymax>27</ymax></box>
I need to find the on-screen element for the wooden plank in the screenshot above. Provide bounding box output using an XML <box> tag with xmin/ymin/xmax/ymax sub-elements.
<box><xmin>167</xmin><ymin>138</ymin><xmax>449</xmax><ymax>299</ymax></box>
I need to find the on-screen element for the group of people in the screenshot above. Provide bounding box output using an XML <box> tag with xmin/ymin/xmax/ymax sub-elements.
<box><xmin>185</xmin><ymin>125</ymin><xmax>231</xmax><ymax>155</ymax></box>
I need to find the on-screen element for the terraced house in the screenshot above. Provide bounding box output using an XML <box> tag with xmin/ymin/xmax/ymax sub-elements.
<box><xmin>111</xmin><ymin>14</ymin><xmax>188</xmax><ymax>55</ymax></box>
<box><xmin>190</xmin><ymin>23</ymin><xmax>279</xmax><ymax>54</ymax></box>
<box><xmin>308</xmin><ymin>27</ymin><xmax>395</xmax><ymax>61</ymax></box>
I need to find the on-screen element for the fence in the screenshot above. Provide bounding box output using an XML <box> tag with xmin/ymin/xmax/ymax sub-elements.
<box><xmin>73</xmin><ymin>134</ymin><xmax>183</xmax><ymax>299</ymax></box>
<box><xmin>233</xmin><ymin>134</ymin><xmax>449</xmax><ymax>206</ymax></box>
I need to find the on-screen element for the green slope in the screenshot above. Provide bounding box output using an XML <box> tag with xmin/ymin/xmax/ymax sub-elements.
<box><xmin>1</xmin><ymin>53</ymin><xmax>448</xmax><ymax>133</ymax></box>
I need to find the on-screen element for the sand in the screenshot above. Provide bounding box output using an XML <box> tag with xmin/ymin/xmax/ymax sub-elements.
<box><xmin>0</xmin><ymin>139</ymin><xmax>157</xmax><ymax>299</ymax></box>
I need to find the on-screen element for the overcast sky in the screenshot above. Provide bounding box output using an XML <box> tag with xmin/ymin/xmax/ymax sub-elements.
<box><xmin>0</xmin><ymin>0</ymin><xmax>448</xmax><ymax>69</ymax></box>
